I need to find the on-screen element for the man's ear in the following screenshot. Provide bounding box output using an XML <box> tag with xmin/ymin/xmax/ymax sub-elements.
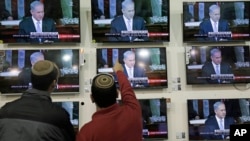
<box><xmin>48</xmin><ymin>80</ymin><xmax>57</xmax><ymax>91</ymax></box>
<box><xmin>90</xmin><ymin>94</ymin><xmax>95</xmax><ymax>103</ymax></box>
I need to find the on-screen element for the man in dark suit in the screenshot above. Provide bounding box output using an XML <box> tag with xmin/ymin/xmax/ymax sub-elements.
<box><xmin>18</xmin><ymin>1</ymin><xmax>58</xmax><ymax>43</ymax></box>
<box><xmin>203</xmin><ymin>101</ymin><xmax>235</xmax><ymax>140</ymax></box>
<box><xmin>198</xmin><ymin>4</ymin><xmax>231</xmax><ymax>41</ymax></box>
<box><xmin>109</xmin><ymin>0</ymin><xmax>148</xmax><ymax>42</ymax></box>
<box><xmin>122</xmin><ymin>50</ymin><xmax>148</xmax><ymax>88</ymax></box>
<box><xmin>18</xmin><ymin>51</ymin><xmax>45</xmax><ymax>86</ymax></box>
<box><xmin>201</xmin><ymin>48</ymin><xmax>233</xmax><ymax>84</ymax></box>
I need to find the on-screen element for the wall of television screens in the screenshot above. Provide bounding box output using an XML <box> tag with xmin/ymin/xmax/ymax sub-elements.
<box><xmin>0</xmin><ymin>0</ymin><xmax>250</xmax><ymax>141</ymax></box>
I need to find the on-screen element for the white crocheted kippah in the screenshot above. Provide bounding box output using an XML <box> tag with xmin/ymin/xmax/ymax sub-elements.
<box><xmin>93</xmin><ymin>74</ymin><xmax>114</xmax><ymax>89</ymax></box>
<box><xmin>32</xmin><ymin>60</ymin><xmax>54</xmax><ymax>76</ymax></box>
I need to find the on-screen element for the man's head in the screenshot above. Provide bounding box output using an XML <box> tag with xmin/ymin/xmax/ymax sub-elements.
<box><xmin>123</xmin><ymin>50</ymin><xmax>135</xmax><ymax>68</ymax></box>
<box><xmin>91</xmin><ymin>73</ymin><xmax>118</xmax><ymax>108</ymax></box>
<box><xmin>213</xmin><ymin>101</ymin><xmax>226</xmax><ymax>119</ymax></box>
<box><xmin>210</xmin><ymin>48</ymin><xmax>222</xmax><ymax>65</ymax></box>
<box><xmin>31</xmin><ymin>60</ymin><xmax>59</xmax><ymax>92</ymax></box>
<box><xmin>209</xmin><ymin>4</ymin><xmax>220</xmax><ymax>22</ymax></box>
<box><xmin>30</xmin><ymin>52</ymin><xmax>44</xmax><ymax>66</ymax></box>
<box><xmin>30</xmin><ymin>1</ymin><xmax>44</xmax><ymax>21</ymax></box>
<box><xmin>121</xmin><ymin>0</ymin><xmax>135</xmax><ymax>20</ymax></box>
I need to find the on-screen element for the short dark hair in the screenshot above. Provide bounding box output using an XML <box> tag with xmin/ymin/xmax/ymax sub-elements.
<box><xmin>30</xmin><ymin>1</ymin><xmax>44</xmax><ymax>11</ymax></box>
<box><xmin>210</xmin><ymin>48</ymin><xmax>221</xmax><ymax>57</ymax></box>
<box><xmin>91</xmin><ymin>73</ymin><xmax>118</xmax><ymax>108</ymax></box>
<box><xmin>31</xmin><ymin>60</ymin><xmax>59</xmax><ymax>91</ymax></box>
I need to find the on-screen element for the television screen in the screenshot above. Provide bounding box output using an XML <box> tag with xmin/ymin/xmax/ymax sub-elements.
<box><xmin>97</xmin><ymin>47</ymin><xmax>168</xmax><ymax>89</ymax></box>
<box><xmin>0</xmin><ymin>49</ymin><xmax>80</xmax><ymax>95</ymax></box>
<box><xmin>187</xmin><ymin>98</ymin><xmax>250</xmax><ymax>140</ymax></box>
<box><xmin>118</xmin><ymin>98</ymin><xmax>168</xmax><ymax>139</ymax></box>
<box><xmin>0</xmin><ymin>0</ymin><xmax>80</xmax><ymax>44</ymax></box>
<box><xmin>91</xmin><ymin>0</ymin><xmax>169</xmax><ymax>43</ymax></box>
<box><xmin>183</xmin><ymin>1</ymin><xmax>250</xmax><ymax>43</ymax></box>
<box><xmin>53</xmin><ymin>101</ymin><xmax>79</xmax><ymax>134</ymax></box>
<box><xmin>185</xmin><ymin>46</ymin><xmax>250</xmax><ymax>85</ymax></box>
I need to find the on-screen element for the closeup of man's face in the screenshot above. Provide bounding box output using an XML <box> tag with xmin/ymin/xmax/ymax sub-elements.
<box><xmin>211</xmin><ymin>51</ymin><xmax>222</xmax><ymax>65</ymax></box>
<box><xmin>124</xmin><ymin>53</ymin><xmax>135</xmax><ymax>68</ymax></box>
<box><xmin>122</xmin><ymin>3</ymin><xmax>135</xmax><ymax>20</ymax></box>
<box><xmin>215</xmin><ymin>103</ymin><xmax>226</xmax><ymax>119</ymax></box>
<box><xmin>209</xmin><ymin>8</ymin><xmax>220</xmax><ymax>22</ymax></box>
<box><xmin>31</xmin><ymin>4</ymin><xmax>44</xmax><ymax>21</ymax></box>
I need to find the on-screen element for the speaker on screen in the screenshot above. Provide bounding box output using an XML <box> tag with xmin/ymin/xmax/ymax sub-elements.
<box><xmin>183</xmin><ymin>1</ymin><xmax>250</xmax><ymax>43</ymax></box>
<box><xmin>91</xmin><ymin>0</ymin><xmax>170</xmax><ymax>43</ymax></box>
<box><xmin>0</xmin><ymin>0</ymin><xmax>80</xmax><ymax>44</ymax></box>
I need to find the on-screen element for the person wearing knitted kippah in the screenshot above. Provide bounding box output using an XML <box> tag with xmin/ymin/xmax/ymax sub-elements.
<box><xmin>0</xmin><ymin>60</ymin><xmax>75</xmax><ymax>141</ymax></box>
<box><xmin>77</xmin><ymin>60</ymin><xmax>142</xmax><ymax>141</ymax></box>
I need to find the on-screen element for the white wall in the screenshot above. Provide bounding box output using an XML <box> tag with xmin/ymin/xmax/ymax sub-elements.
<box><xmin>1</xmin><ymin>0</ymin><xmax>250</xmax><ymax>140</ymax></box>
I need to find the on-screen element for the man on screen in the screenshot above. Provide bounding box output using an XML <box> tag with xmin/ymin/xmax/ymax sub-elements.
<box><xmin>201</xmin><ymin>48</ymin><xmax>233</xmax><ymax>84</ymax></box>
<box><xmin>198</xmin><ymin>4</ymin><xmax>231</xmax><ymax>41</ymax></box>
<box><xmin>203</xmin><ymin>101</ymin><xmax>235</xmax><ymax>140</ymax></box>
<box><xmin>17</xmin><ymin>1</ymin><xmax>58</xmax><ymax>43</ymax></box>
<box><xmin>109</xmin><ymin>0</ymin><xmax>148</xmax><ymax>42</ymax></box>
<box><xmin>122</xmin><ymin>50</ymin><xmax>149</xmax><ymax>88</ymax></box>
<box><xmin>18</xmin><ymin>51</ymin><xmax>45</xmax><ymax>86</ymax></box>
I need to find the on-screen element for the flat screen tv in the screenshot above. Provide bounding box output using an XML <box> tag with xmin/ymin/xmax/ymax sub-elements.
<box><xmin>0</xmin><ymin>0</ymin><xmax>80</xmax><ymax>44</ymax></box>
<box><xmin>96</xmin><ymin>47</ymin><xmax>168</xmax><ymax>89</ymax></box>
<box><xmin>185</xmin><ymin>46</ymin><xmax>250</xmax><ymax>85</ymax></box>
<box><xmin>0</xmin><ymin>49</ymin><xmax>80</xmax><ymax>95</ymax></box>
<box><xmin>53</xmin><ymin>101</ymin><xmax>79</xmax><ymax>134</ymax></box>
<box><xmin>183</xmin><ymin>1</ymin><xmax>250</xmax><ymax>43</ymax></box>
<box><xmin>118</xmin><ymin>98</ymin><xmax>168</xmax><ymax>139</ymax></box>
<box><xmin>187</xmin><ymin>98</ymin><xmax>250</xmax><ymax>140</ymax></box>
<box><xmin>91</xmin><ymin>0</ymin><xmax>169</xmax><ymax>43</ymax></box>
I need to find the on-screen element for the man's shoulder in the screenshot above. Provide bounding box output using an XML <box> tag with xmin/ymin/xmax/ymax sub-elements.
<box><xmin>43</xmin><ymin>17</ymin><xmax>55</xmax><ymax>22</ymax></box>
<box><xmin>200</xmin><ymin>19</ymin><xmax>211</xmax><ymax>25</ymax></box>
<box><xmin>205</xmin><ymin>116</ymin><xmax>216</xmax><ymax>123</ymax></box>
<box><xmin>111</xmin><ymin>16</ymin><xmax>123</xmax><ymax>23</ymax></box>
<box><xmin>20</xmin><ymin>17</ymin><xmax>32</xmax><ymax>24</ymax></box>
<box><xmin>202</xmin><ymin>62</ymin><xmax>212</xmax><ymax>68</ymax></box>
<box><xmin>221</xmin><ymin>62</ymin><xmax>231</xmax><ymax>67</ymax></box>
<box><xmin>133</xmin><ymin>16</ymin><xmax>144</xmax><ymax>21</ymax></box>
<box><xmin>219</xmin><ymin>19</ymin><xmax>228</xmax><ymax>24</ymax></box>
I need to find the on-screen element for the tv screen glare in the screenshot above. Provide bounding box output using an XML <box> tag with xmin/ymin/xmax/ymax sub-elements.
<box><xmin>91</xmin><ymin>0</ymin><xmax>169</xmax><ymax>43</ymax></box>
<box><xmin>0</xmin><ymin>0</ymin><xmax>80</xmax><ymax>44</ymax></box>
<box><xmin>0</xmin><ymin>49</ymin><xmax>80</xmax><ymax>95</ymax></box>
<box><xmin>187</xmin><ymin>98</ymin><xmax>250</xmax><ymax>140</ymax></box>
<box><xmin>183</xmin><ymin>1</ymin><xmax>250</xmax><ymax>43</ymax></box>
<box><xmin>97</xmin><ymin>47</ymin><xmax>168</xmax><ymax>89</ymax></box>
<box><xmin>185</xmin><ymin>46</ymin><xmax>250</xmax><ymax>85</ymax></box>
<box><xmin>53</xmin><ymin>101</ymin><xmax>79</xmax><ymax>134</ymax></box>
